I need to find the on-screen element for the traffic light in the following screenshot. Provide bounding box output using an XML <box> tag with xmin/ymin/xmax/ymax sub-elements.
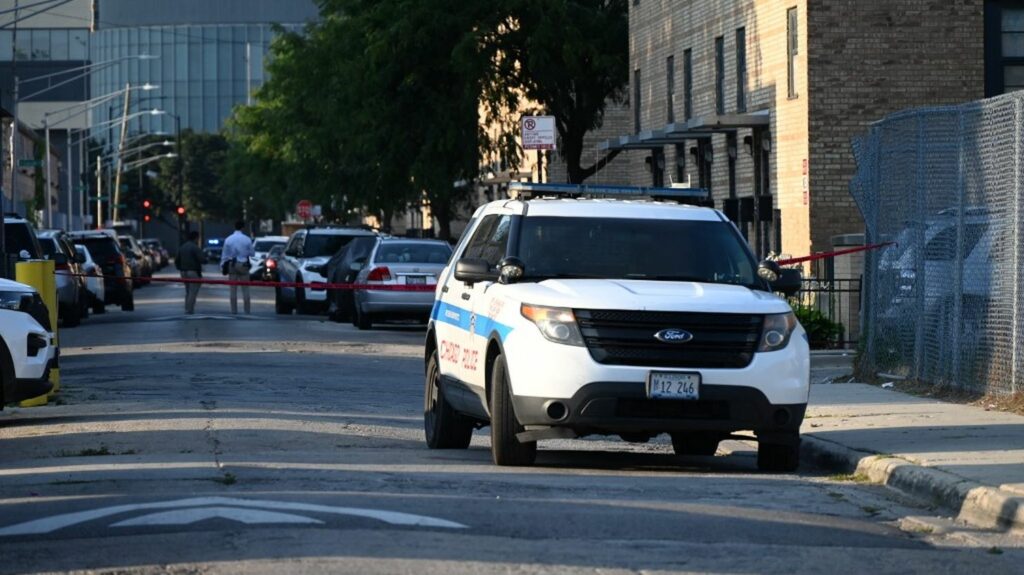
<box><xmin>143</xmin><ymin>214</ymin><xmax>152</xmax><ymax>222</ymax></box>
<box><xmin>142</xmin><ymin>199</ymin><xmax>152</xmax><ymax>209</ymax></box>
<box><xmin>142</xmin><ymin>199</ymin><xmax>153</xmax><ymax>223</ymax></box>
<box><xmin>176</xmin><ymin>206</ymin><xmax>186</xmax><ymax>217</ymax></box>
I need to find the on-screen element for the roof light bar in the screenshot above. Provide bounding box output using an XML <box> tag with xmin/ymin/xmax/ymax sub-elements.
<box><xmin>507</xmin><ymin>182</ymin><xmax>712</xmax><ymax>205</ymax></box>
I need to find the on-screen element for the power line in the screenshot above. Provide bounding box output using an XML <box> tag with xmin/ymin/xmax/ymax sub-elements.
<box><xmin>0</xmin><ymin>0</ymin><xmax>74</xmax><ymax>29</ymax></box>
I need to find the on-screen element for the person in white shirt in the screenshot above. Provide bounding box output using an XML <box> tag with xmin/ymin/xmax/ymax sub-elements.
<box><xmin>220</xmin><ymin>220</ymin><xmax>255</xmax><ymax>314</ymax></box>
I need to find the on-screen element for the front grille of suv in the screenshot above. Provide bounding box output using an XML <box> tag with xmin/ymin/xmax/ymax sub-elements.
<box><xmin>574</xmin><ymin>309</ymin><xmax>764</xmax><ymax>369</ymax></box>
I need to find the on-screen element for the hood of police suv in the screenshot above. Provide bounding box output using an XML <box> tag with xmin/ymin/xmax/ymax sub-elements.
<box><xmin>505</xmin><ymin>279</ymin><xmax>792</xmax><ymax>315</ymax></box>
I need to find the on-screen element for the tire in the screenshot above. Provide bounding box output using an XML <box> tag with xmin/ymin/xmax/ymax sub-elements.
<box><xmin>757</xmin><ymin>434</ymin><xmax>801</xmax><ymax>472</ymax></box>
<box><xmin>489</xmin><ymin>354</ymin><xmax>537</xmax><ymax>466</ymax></box>
<box><xmin>353</xmin><ymin>300</ymin><xmax>372</xmax><ymax>330</ymax></box>
<box><xmin>79</xmin><ymin>292</ymin><xmax>90</xmax><ymax>320</ymax></box>
<box><xmin>670</xmin><ymin>432</ymin><xmax>720</xmax><ymax>456</ymax></box>
<box><xmin>294</xmin><ymin>276</ymin><xmax>318</xmax><ymax>315</ymax></box>
<box><xmin>62</xmin><ymin>303</ymin><xmax>81</xmax><ymax>327</ymax></box>
<box><xmin>92</xmin><ymin>296</ymin><xmax>105</xmax><ymax>315</ymax></box>
<box><xmin>121</xmin><ymin>289</ymin><xmax>135</xmax><ymax>312</ymax></box>
<box><xmin>275</xmin><ymin>287</ymin><xmax>293</xmax><ymax>315</ymax></box>
<box><xmin>424</xmin><ymin>351</ymin><xmax>473</xmax><ymax>449</ymax></box>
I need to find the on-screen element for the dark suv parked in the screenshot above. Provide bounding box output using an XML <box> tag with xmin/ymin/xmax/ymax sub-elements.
<box><xmin>68</xmin><ymin>230</ymin><xmax>135</xmax><ymax>311</ymax></box>
<box><xmin>3</xmin><ymin>215</ymin><xmax>44</xmax><ymax>278</ymax></box>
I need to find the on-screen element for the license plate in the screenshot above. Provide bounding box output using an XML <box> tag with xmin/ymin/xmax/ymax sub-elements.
<box><xmin>406</xmin><ymin>276</ymin><xmax>427</xmax><ymax>285</ymax></box>
<box><xmin>647</xmin><ymin>372</ymin><xmax>701</xmax><ymax>400</ymax></box>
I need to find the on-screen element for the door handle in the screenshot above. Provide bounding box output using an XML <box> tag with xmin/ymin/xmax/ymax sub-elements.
<box><xmin>441</xmin><ymin>286</ymin><xmax>449</xmax><ymax>293</ymax></box>
<box><xmin>461</xmin><ymin>293</ymin><xmax>471</xmax><ymax>301</ymax></box>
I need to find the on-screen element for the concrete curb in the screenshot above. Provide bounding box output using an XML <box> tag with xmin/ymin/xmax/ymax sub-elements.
<box><xmin>800</xmin><ymin>433</ymin><xmax>1024</xmax><ymax>534</ymax></box>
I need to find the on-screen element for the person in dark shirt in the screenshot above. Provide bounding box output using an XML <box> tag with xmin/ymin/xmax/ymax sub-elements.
<box><xmin>176</xmin><ymin>231</ymin><xmax>205</xmax><ymax>314</ymax></box>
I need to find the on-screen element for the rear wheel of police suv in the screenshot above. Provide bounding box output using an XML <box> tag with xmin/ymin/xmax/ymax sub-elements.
<box><xmin>489</xmin><ymin>354</ymin><xmax>537</xmax><ymax>466</ymax></box>
<box><xmin>756</xmin><ymin>433</ymin><xmax>800</xmax><ymax>472</ymax></box>
<box><xmin>424</xmin><ymin>351</ymin><xmax>473</xmax><ymax>449</ymax></box>
<box><xmin>670</xmin><ymin>432</ymin><xmax>721</xmax><ymax>457</ymax></box>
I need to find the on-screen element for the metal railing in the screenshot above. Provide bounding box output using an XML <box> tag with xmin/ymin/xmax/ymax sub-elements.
<box><xmin>790</xmin><ymin>277</ymin><xmax>862</xmax><ymax>350</ymax></box>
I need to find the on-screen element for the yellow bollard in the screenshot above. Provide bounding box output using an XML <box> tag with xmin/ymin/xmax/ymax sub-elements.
<box><xmin>15</xmin><ymin>260</ymin><xmax>59</xmax><ymax>407</ymax></box>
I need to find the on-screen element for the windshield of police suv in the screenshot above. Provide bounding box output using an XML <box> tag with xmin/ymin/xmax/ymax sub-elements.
<box><xmin>517</xmin><ymin>216</ymin><xmax>759</xmax><ymax>287</ymax></box>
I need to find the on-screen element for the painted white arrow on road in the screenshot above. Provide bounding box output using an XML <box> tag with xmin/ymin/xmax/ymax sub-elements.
<box><xmin>111</xmin><ymin>506</ymin><xmax>324</xmax><ymax>527</ymax></box>
<box><xmin>0</xmin><ymin>496</ymin><xmax>467</xmax><ymax>536</ymax></box>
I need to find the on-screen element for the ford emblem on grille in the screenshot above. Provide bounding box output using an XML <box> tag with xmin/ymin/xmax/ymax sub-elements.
<box><xmin>654</xmin><ymin>329</ymin><xmax>694</xmax><ymax>343</ymax></box>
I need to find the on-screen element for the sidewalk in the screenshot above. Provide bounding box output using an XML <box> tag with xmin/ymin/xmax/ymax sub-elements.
<box><xmin>801</xmin><ymin>380</ymin><xmax>1024</xmax><ymax>533</ymax></box>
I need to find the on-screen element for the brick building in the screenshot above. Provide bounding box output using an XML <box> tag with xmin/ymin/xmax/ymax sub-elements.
<box><xmin>585</xmin><ymin>0</ymin><xmax>995</xmax><ymax>262</ymax></box>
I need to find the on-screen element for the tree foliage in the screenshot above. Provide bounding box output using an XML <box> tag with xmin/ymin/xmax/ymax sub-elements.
<box><xmin>224</xmin><ymin>0</ymin><xmax>628</xmax><ymax>237</ymax></box>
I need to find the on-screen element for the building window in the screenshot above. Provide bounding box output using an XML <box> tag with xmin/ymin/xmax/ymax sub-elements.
<box><xmin>787</xmin><ymin>7</ymin><xmax>799</xmax><ymax>99</ymax></box>
<box><xmin>666</xmin><ymin>55</ymin><xmax>675</xmax><ymax>123</ymax></box>
<box><xmin>683</xmin><ymin>48</ymin><xmax>692</xmax><ymax>120</ymax></box>
<box><xmin>736</xmin><ymin>27</ymin><xmax>747</xmax><ymax>112</ymax></box>
<box><xmin>1000</xmin><ymin>7</ymin><xmax>1024</xmax><ymax>92</ymax></box>
<box><xmin>634</xmin><ymin>68</ymin><xmax>642</xmax><ymax>133</ymax></box>
<box><xmin>715</xmin><ymin>36</ymin><xmax>725</xmax><ymax>115</ymax></box>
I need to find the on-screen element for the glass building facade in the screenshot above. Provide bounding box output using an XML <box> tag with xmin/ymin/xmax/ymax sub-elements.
<box><xmin>90</xmin><ymin>23</ymin><xmax>302</xmax><ymax>136</ymax></box>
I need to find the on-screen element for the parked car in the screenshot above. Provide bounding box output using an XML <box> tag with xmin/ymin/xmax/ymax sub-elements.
<box><xmin>204</xmin><ymin>237</ymin><xmax>225</xmax><ymax>262</ymax></box>
<box><xmin>68</xmin><ymin>230</ymin><xmax>134</xmax><ymax>311</ymax></box>
<box><xmin>259</xmin><ymin>245</ymin><xmax>285</xmax><ymax>282</ymax></box>
<box><xmin>3</xmin><ymin>215</ymin><xmax>44</xmax><ymax>278</ymax></box>
<box><xmin>275</xmin><ymin>227</ymin><xmax>377</xmax><ymax>315</ymax></box>
<box><xmin>119</xmin><ymin>235</ymin><xmax>153</xmax><ymax>286</ymax></box>
<box><xmin>140</xmin><ymin>239</ymin><xmax>170</xmax><ymax>269</ymax></box>
<box><xmin>74</xmin><ymin>244</ymin><xmax>106</xmax><ymax>314</ymax></box>
<box><xmin>0</xmin><ymin>278</ymin><xmax>56</xmax><ymax>409</ymax></box>
<box><xmin>350</xmin><ymin>238</ymin><xmax>452</xmax><ymax>329</ymax></box>
<box><xmin>36</xmin><ymin>229</ymin><xmax>89</xmax><ymax>327</ymax></box>
<box><xmin>326</xmin><ymin>236</ymin><xmax>380</xmax><ymax>322</ymax></box>
<box><xmin>250</xmin><ymin>235</ymin><xmax>289</xmax><ymax>268</ymax></box>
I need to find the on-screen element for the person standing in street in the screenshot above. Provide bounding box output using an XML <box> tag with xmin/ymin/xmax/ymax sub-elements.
<box><xmin>175</xmin><ymin>231</ymin><xmax>205</xmax><ymax>315</ymax></box>
<box><xmin>221</xmin><ymin>220</ymin><xmax>255</xmax><ymax>314</ymax></box>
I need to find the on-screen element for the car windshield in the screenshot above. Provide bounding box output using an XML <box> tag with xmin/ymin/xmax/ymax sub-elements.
<box><xmin>304</xmin><ymin>234</ymin><xmax>360</xmax><ymax>258</ymax></box>
<box><xmin>375</xmin><ymin>242</ymin><xmax>451</xmax><ymax>264</ymax></box>
<box><xmin>517</xmin><ymin>216</ymin><xmax>758</xmax><ymax>287</ymax></box>
<box><xmin>254</xmin><ymin>240</ymin><xmax>284</xmax><ymax>252</ymax></box>
<box><xmin>79</xmin><ymin>238</ymin><xmax>119</xmax><ymax>262</ymax></box>
<box><xmin>39</xmin><ymin>239</ymin><xmax>58</xmax><ymax>258</ymax></box>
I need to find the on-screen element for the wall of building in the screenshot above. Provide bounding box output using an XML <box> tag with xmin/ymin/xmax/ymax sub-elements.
<box><xmin>96</xmin><ymin>0</ymin><xmax>318</xmax><ymax>28</ymax></box>
<box><xmin>630</xmin><ymin>0</ymin><xmax>810</xmax><ymax>257</ymax></box>
<box><xmin>807</xmin><ymin>0</ymin><xmax>985</xmax><ymax>253</ymax></box>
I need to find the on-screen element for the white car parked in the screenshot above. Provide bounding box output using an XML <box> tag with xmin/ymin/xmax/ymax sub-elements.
<box><xmin>423</xmin><ymin>183</ymin><xmax>808</xmax><ymax>471</ymax></box>
<box><xmin>0</xmin><ymin>278</ymin><xmax>56</xmax><ymax>408</ymax></box>
<box><xmin>275</xmin><ymin>227</ymin><xmax>376</xmax><ymax>315</ymax></box>
<box><xmin>74</xmin><ymin>244</ymin><xmax>106</xmax><ymax>315</ymax></box>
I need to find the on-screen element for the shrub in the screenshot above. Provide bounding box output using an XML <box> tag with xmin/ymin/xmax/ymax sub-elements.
<box><xmin>792</xmin><ymin>305</ymin><xmax>844</xmax><ymax>349</ymax></box>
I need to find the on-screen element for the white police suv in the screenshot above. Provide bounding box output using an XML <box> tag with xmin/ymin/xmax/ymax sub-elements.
<box><xmin>0</xmin><ymin>278</ymin><xmax>56</xmax><ymax>408</ymax></box>
<box><xmin>423</xmin><ymin>183</ymin><xmax>808</xmax><ymax>471</ymax></box>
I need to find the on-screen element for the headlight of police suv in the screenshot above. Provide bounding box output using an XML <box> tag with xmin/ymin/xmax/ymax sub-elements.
<box><xmin>758</xmin><ymin>312</ymin><xmax>798</xmax><ymax>352</ymax></box>
<box><xmin>521</xmin><ymin>304</ymin><xmax>585</xmax><ymax>346</ymax></box>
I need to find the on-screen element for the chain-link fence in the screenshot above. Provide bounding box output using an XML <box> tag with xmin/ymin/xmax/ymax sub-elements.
<box><xmin>851</xmin><ymin>92</ymin><xmax>1024</xmax><ymax>395</ymax></box>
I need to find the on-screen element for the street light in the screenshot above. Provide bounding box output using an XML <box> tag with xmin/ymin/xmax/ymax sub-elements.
<box><xmin>40</xmin><ymin>84</ymin><xmax>161</xmax><ymax>229</ymax></box>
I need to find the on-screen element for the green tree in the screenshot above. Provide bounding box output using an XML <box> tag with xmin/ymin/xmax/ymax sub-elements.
<box><xmin>493</xmin><ymin>0</ymin><xmax>629</xmax><ymax>183</ymax></box>
<box><xmin>155</xmin><ymin>130</ymin><xmax>232</xmax><ymax>221</ymax></box>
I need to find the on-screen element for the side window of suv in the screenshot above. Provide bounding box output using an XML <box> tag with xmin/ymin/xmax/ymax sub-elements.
<box><xmin>285</xmin><ymin>233</ymin><xmax>303</xmax><ymax>257</ymax></box>
<box><xmin>462</xmin><ymin>215</ymin><xmax>511</xmax><ymax>267</ymax></box>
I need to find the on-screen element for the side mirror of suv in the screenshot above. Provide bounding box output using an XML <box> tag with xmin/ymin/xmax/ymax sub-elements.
<box><xmin>454</xmin><ymin>258</ymin><xmax>497</xmax><ymax>284</ymax></box>
<box><xmin>758</xmin><ymin>260</ymin><xmax>801</xmax><ymax>297</ymax></box>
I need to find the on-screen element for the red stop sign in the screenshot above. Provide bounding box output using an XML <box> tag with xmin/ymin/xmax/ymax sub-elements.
<box><xmin>296</xmin><ymin>200</ymin><xmax>312</xmax><ymax>219</ymax></box>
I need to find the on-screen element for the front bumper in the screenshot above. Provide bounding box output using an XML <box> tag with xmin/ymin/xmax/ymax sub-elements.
<box><xmin>512</xmin><ymin>382</ymin><xmax>805</xmax><ymax>435</ymax></box>
<box><xmin>11</xmin><ymin>357</ymin><xmax>55</xmax><ymax>402</ymax></box>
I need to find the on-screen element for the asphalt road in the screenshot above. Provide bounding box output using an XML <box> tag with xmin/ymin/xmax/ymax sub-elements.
<box><xmin>0</xmin><ymin>267</ymin><xmax>1020</xmax><ymax>574</ymax></box>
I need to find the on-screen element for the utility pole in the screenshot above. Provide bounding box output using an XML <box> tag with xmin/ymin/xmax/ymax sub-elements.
<box><xmin>112</xmin><ymin>82</ymin><xmax>131</xmax><ymax>222</ymax></box>
<box><xmin>65</xmin><ymin>129</ymin><xmax>72</xmax><ymax>230</ymax></box>
<box><xmin>94</xmin><ymin>153</ymin><xmax>101</xmax><ymax>229</ymax></box>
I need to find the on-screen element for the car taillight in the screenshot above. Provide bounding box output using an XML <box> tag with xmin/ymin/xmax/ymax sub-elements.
<box><xmin>54</xmin><ymin>261</ymin><xmax>69</xmax><ymax>271</ymax></box>
<box><xmin>366</xmin><ymin>266</ymin><xmax>392</xmax><ymax>282</ymax></box>
<box><xmin>107</xmin><ymin>254</ymin><xmax>124</xmax><ymax>266</ymax></box>
<box><xmin>266</xmin><ymin>259</ymin><xmax>277</xmax><ymax>269</ymax></box>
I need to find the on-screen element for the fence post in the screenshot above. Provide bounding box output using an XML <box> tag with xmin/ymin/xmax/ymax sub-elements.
<box><xmin>1013</xmin><ymin>98</ymin><xmax>1022</xmax><ymax>395</ymax></box>
<box><xmin>951</xmin><ymin>109</ymin><xmax>966</xmax><ymax>389</ymax></box>
<box><xmin>913</xmin><ymin>113</ymin><xmax>925</xmax><ymax>381</ymax></box>
<box><xmin>863</xmin><ymin>128</ymin><xmax>880</xmax><ymax>372</ymax></box>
